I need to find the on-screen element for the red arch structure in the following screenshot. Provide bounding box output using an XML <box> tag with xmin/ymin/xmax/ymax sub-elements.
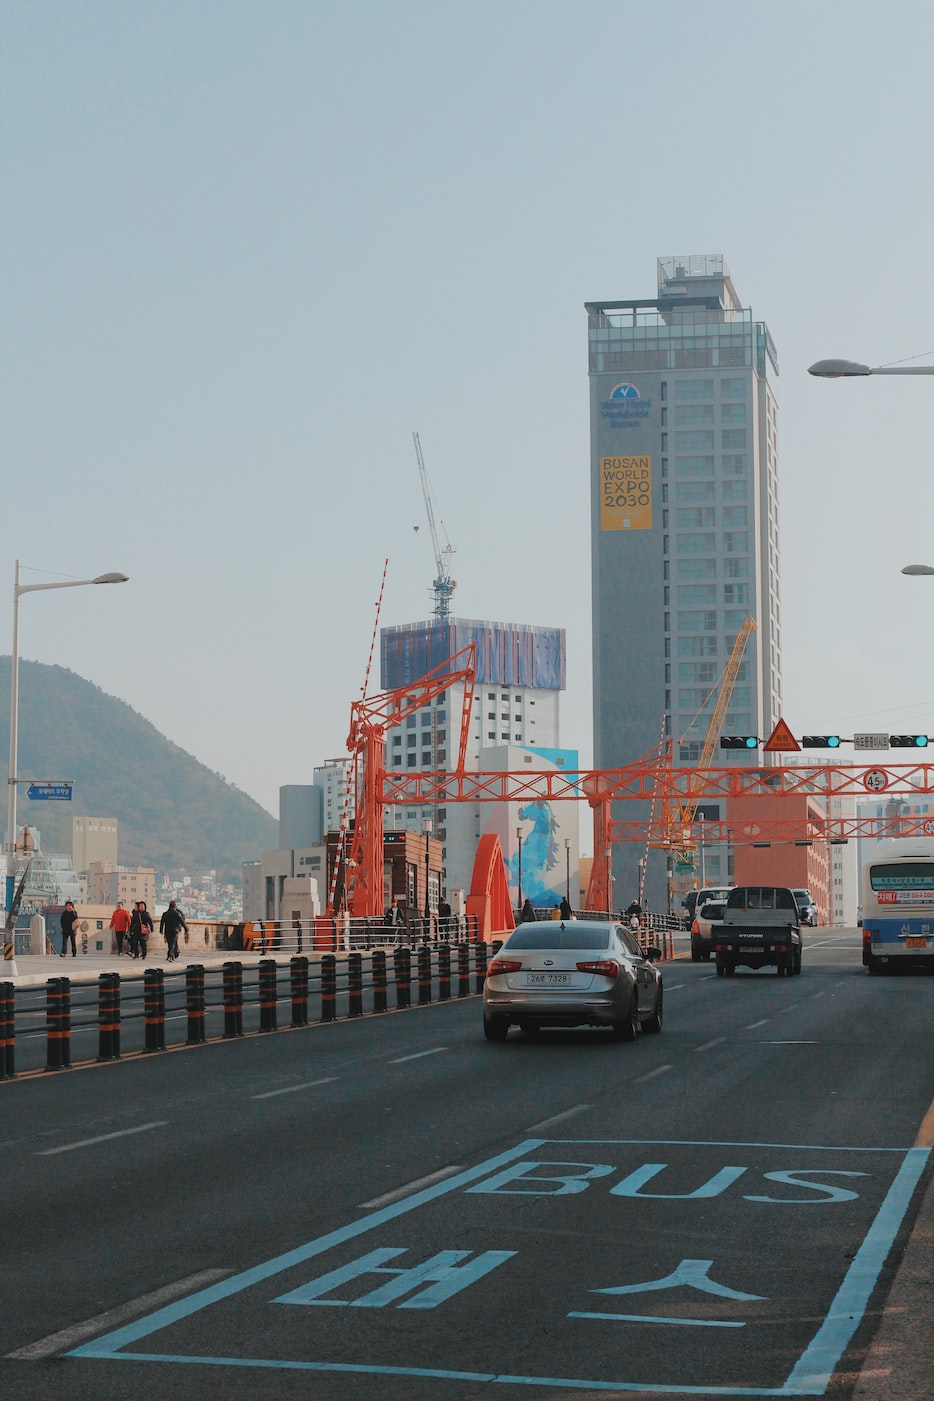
<box><xmin>466</xmin><ymin>834</ymin><xmax>516</xmax><ymax>942</ymax></box>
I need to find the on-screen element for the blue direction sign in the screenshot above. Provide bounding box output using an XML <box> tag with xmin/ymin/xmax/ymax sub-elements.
<box><xmin>26</xmin><ymin>783</ymin><xmax>73</xmax><ymax>801</ymax></box>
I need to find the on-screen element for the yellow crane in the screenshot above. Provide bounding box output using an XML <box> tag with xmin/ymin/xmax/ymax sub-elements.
<box><xmin>668</xmin><ymin>616</ymin><xmax>758</xmax><ymax>863</ymax></box>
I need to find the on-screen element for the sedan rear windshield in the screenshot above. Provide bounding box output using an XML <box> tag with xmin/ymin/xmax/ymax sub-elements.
<box><xmin>505</xmin><ymin>926</ymin><xmax>612</xmax><ymax>951</ymax></box>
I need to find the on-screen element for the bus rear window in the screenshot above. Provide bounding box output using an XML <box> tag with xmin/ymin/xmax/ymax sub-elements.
<box><xmin>870</xmin><ymin>863</ymin><xmax>934</xmax><ymax>890</ymax></box>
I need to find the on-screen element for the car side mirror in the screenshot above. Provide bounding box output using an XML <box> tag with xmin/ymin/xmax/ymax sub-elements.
<box><xmin>644</xmin><ymin>947</ymin><xmax>662</xmax><ymax>962</ymax></box>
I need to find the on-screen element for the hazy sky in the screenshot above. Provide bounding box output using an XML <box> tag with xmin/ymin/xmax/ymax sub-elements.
<box><xmin>4</xmin><ymin>0</ymin><xmax>934</xmax><ymax>834</ymax></box>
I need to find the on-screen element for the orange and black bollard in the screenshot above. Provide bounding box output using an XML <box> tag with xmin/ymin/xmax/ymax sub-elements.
<box><xmin>222</xmin><ymin>961</ymin><xmax>244</xmax><ymax>1037</ymax></box>
<box><xmin>0</xmin><ymin>981</ymin><xmax>15</xmax><ymax>1079</ymax></box>
<box><xmin>259</xmin><ymin>959</ymin><xmax>278</xmax><ymax>1032</ymax></box>
<box><xmin>393</xmin><ymin>947</ymin><xmax>410</xmax><ymax>1009</ymax></box>
<box><xmin>321</xmin><ymin>954</ymin><xmax>336</xmax><ymax>1022</ymax></box>
<box><xmin>143</xmin><ymin>968</ymin><xmax>166</xmax><ymax>1052</ymax></box>
<box><xmin>97</xmin><ymin>972</ymin><xmax>121</xmax><ymax>1061</ymax></box>
<box><xmin>347</xmin><ymin>952</ymin><xmax>363</xmax><ymax>1017</ymax></box>
<box><xmin>473</xmin><ymin>941</ymin><xmax>488</xmax><ymax>993</ymax></box>
<box><xmin>372</xmin><ymin>949</ymin><xmax>387</xmax><ymax>1014</ymax></box>
<box><xmin>290</xmin><ymin>956</ymin><xmax>309</xmax><ymax>1027</ymax></box>
<box><xmin>456</xmin><ymin>941</ymin><xmax>471</xmax><ymax>998</ymax></box>
<box><xmin>46</xmin><ymin>976</ymin><xmax>72</xmax><ymax>1071</ymax></box>
<box><xmin>438</xmin><ymin>943</ymin><xmax>451</xmax><ymax>1001</ymax></box>
<box><xmin>417</xmin><ymin>944</ymin><xmax>432</xmax><ymax>1005</ymax></box>
<box><xmin>186</xmin><ymin>964</ymin><xmax>206</xmax><ymax>1044</ymax></box>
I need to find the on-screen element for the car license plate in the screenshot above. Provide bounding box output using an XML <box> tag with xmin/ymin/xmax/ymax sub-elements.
<box><xmin>526</xmin><ymin>972</ymin><xmax>571</xmax><ymax>986</ymax></box>
<box><xmin>905</xmin><ymin>937</ymin><xmax>927</xmax><ymax>949</ymax></box>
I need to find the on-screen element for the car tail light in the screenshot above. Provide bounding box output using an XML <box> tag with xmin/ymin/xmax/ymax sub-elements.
<box><xmin>576</xmin><ymin>959</ymin><xmax>620</xmax><ymax>978</ymax></box>
<box><xmin>487</xmin><ymin>958</ymin><xmax>523</xmax><ymax>976</ymax></box>
<box><xmin>691</xmin><ymin>920</ymin><xmax>700</xmax><ymax>934</ymax></box>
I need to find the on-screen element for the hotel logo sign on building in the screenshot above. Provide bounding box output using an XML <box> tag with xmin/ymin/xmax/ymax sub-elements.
<box><xmin>600</xmin><ymin>382</ymin><xmax>652</xmax><ymax>430</ymax></box>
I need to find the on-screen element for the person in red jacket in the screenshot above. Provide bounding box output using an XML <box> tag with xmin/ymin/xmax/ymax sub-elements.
<box><xmin>109</xmin><ymin>900</ymin><xmax>132</xmax><ymax>956</ymax></box>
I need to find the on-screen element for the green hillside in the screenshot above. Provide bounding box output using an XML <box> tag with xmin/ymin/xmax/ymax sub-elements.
<box><xmin>0</xmin><ymin>659</ymin><xmax>278</xmax><ymax>883</ymax></box>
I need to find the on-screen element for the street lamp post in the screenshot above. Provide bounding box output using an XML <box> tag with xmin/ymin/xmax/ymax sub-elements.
<box><xmin>604</xmin><ymin>847</ymin><xmax>612</xmax><ymax>916</ymax></box>
<box><xmin>4</xmin><ymin>561</ymin><xmax>128</xmax><ymax>975</ymax></box>
<box><xmin>564</xmin><ymin>837</ymin><xmax>571</xmax><ymax>905</ymax></box>
<box><xmin>423</xmin><ymin>818</ymin><xmax>432</xmax><ymax>940</ymax></box>
<box><xmin>516</xmin><ymin>825</ymin><xmax>523</xmax><ymax>912</ymax></box>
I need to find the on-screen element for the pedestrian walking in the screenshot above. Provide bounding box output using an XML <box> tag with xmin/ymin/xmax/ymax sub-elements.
<box><xmin>438</xmin><ymin>894</ymin><xmax>452</xmax><ymax>939</ymax></box>
<box><xmin>159</xmin><ymin>900</ymin><xmax>187</xmax><ymax>961</ymax></box>
<box><xmin>131</xmin><ymin>900</ymin><xmax>154</xmax><ymax>959</ymax></box>
<box><xmin>60</xmin><ymin>900</ymin><xmax>79</xmax><ymax>958</ymax></box>
<box><xmin>109</xmin><ymin>899</ymin><xmax>132</xmax><ymax>955</ymax></box>
<box><xmin>559</xmin><ymin>895</ymin><xmax>574</xmax><ymax>921</ymax></box>
<box><xmin>520</xmin><ymin>898</ymin><xmax>536</xmax><ymax>923</ymax></box>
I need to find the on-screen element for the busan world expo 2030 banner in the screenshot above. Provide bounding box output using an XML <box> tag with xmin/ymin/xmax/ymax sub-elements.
<box><xmin>600</xmin><ymin>455</ymin><xmax>652</xmax><ymax>531</ymax></box>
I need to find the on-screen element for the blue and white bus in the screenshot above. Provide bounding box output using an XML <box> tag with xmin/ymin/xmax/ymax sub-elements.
<box><xmin>861</xmin><ymin>837</ymin><xmax>934</xmax><ymax>973</ymax></box>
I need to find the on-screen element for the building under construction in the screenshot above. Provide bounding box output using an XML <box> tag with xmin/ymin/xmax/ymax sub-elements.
<box><xmin>380</xmin><ymin>617</ymin><xmax>578</xmax><ymax>908</ymax></box>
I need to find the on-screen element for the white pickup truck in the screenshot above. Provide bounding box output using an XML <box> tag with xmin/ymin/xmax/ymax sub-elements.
<box><xmin>714</xmin><ymin>885</ymin><xmax>802</xmax><ymax>978</ymax></box>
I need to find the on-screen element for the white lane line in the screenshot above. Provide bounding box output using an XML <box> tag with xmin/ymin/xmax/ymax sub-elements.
<box><xmin>695</xmin><ymin>1037</ymin><xmax>726</xmax><ymax>1053</ymax></box>
<box><xmin>5</xmin><ymin>1268</ymin><xmax>232</xmax><ymax>1358</ymax></box>
<box><xmin>783</xmin><ymin>1003</ymin><xmax>800</xmax><ymax>1012</ymax></box>
<box><xmin>35</xmin><ymin>1122</ymin><xmax>167</xmax><ymax>1156</ymax></box>
<box><xmin>389</xmin><ymin>1047</ymin><xmax>447</xmax><ymax>1064</ymax></box>
<box><xmin>665</xmin><ymin>983</ymin><xmax>686</xmax><ymax>990</ymax></box>
<box><xmin>526</xmin><ymin>1103</ymin><xmax>593</xmax><ymax>1133</ymax></box>
<box><xmin>744</xmin><ymin>1019</ymin><xmax>770</xmax><ymax>1030</ymax></box>
<box><xmin>360</xmin><ymin>1165</ymin><xmax>465</xmax><ymax>1210</ymax></box>
<box><xmin>634</xmin><ymin>1065</ymin><xmax>672</xmax><ymax>1084</ymax></box>
<box><xmin>252</xmin><ymin>1077</ymin><xmax>337</xmax><ymax>1100</ymax></box>
<box><xmin>764</xmin><ymin>1040</ymin><xmax>818</xmax><ymax>1045</ymax></box>
<box><xmin>810</xmin><ymin>991</ymin><xmax>827</xmax><ymax>1000</ymax></box>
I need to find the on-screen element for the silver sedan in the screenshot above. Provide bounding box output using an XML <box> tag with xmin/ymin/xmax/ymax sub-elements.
<box><xmin>482</xmin><ymin>920</ymin><xmax>663</xmax><ymax>1042</ymax></box>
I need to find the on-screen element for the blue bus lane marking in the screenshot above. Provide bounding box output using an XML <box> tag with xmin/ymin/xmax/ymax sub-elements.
<box><xmin>67</xmin><ymin>1137</ymin><xmax>930</xmax><ymax>1397</ymax></box>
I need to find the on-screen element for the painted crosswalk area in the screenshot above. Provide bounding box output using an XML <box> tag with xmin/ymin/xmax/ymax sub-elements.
<box><xmin>68</xmin><ymin>1136</ymin><xmax>929</xmax><ymax>1396</ymax></box>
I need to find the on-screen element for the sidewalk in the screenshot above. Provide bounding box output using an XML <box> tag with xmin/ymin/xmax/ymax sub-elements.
<box><xmin>3</xmin><ymin>947</ymin><xmax>286</xmax><ymax>989</ymax></box>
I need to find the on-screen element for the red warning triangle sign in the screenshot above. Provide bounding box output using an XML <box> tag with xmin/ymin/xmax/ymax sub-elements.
<box><xmin>763</xmin><ymin>718</ymin><xmax>801</xmax><ymax>753</ymax></box>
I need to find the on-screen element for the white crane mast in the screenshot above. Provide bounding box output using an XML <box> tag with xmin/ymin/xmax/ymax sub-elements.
<box><xmin>413</xmin><ymin>431</ymin><xmax>456</xmax><ymax>620</ymax></box>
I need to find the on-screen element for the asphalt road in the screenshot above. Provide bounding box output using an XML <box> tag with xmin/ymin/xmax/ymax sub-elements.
<box><xmin>2</xmin><ymin>928</ymin><xmax>933</xmax><ymax>1401</ymax></box>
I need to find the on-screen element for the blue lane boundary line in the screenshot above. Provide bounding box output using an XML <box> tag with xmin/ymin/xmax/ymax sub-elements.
<box><xmin>543</xmin><ymin>1138</ymin><xmax>912</xmax><ymax>1152</ymax></box>
<box><xmin>66</xmin><ymin>1137</ymin><xmax>931</xmax><ymax>1396</ymax></box>
<box><xmin>65</xmin><ymin>1351</ymin><xmax>805</xmax><ymax>1393</ymax></box>
<box><xmin>783</xmin><ymin>1145</ymin><xmax>930</xmax><ymax>1393</ymax></box>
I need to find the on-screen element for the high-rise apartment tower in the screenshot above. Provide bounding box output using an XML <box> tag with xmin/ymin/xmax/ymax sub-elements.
<box><xmin>587</xmin><ymin>256</ymin><xmax>782</xmax><ymax>907</ymax></box>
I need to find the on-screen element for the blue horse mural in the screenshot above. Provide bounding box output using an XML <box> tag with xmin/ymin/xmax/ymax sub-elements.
<box><xmin>508</xmin><ymin>801</ymin><xmax>562</xmax><ymax>905</ymax></box>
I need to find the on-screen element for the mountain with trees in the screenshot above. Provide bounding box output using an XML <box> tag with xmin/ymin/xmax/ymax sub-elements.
<box><xmin>0</xmin><ymin>659</ymin><xmax>278</xmax><ymax>883</ymax></box>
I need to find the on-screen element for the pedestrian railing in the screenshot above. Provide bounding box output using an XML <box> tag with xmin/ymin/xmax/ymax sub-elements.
<box><xmin>233</xmin><ymin>914</ymin><xmax>479</xmax><ymax>956</ymax></box>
